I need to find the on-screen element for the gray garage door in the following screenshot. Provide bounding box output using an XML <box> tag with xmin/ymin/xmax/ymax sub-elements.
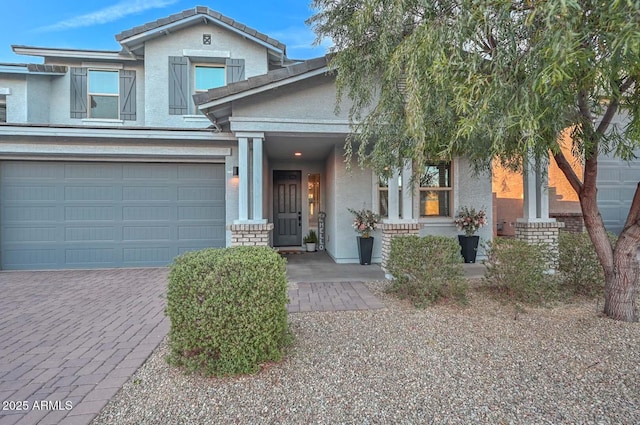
<box><xmin>597</xmin><ymin>153</ymin><xmax>640</xmax><ymax>235</ymax></box>
<box><xmin>0</xmin><ymin>161</ymin><xmax>225</xmax><ymax>270</ymax></box>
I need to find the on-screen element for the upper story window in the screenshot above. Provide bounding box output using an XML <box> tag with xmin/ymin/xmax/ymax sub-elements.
<box><xmin>88</xmin><ymin>70</ymin><xmax>119</xmax><ymax>119</ymax></box>
<box><xmin>0</xmin><ymin>95</ymin><xmax>6</xmax><ymax>123</ymax></box>
<box><xmin>169</xmin><ymin>56</ymin><xmax>245</xmax><ymax>115</ymax></box>
<box><xmin>419</xmin><ymin>162</ymin><xmax>452</xmax><ymax>217</ymax></box>
<box><xmin>70</xmin><ymin>68</ymin><xmax>136</xmax><ymax>121</ymax></box>
<box><xmin>195</xmin><ymin>66</ymin><xmax>225</xmax><ymax>92</ymax></box>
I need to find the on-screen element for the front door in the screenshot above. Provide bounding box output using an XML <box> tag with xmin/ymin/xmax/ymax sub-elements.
<box><xmin>273</xmin><ymin>170</ymin><xmax>302</xmax><ymax>246</ymax></box>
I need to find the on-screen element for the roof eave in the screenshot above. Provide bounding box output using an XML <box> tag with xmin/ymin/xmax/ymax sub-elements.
<box><xmin>117</xmin><ymin>14</ymin><xmax>285</xmax><ymax>58</ymax></box>
<box><xmin>197</xmin><ymin>65</ymin><xmax>330</xmax><ymax>112</ymax></box>
<box><xmin>12</xmin><ymin>45</ymin><xmax>138</xmax><ymax>62</ymax></box>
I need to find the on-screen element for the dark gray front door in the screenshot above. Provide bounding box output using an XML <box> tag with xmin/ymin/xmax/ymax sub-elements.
<box><xmin>273</xmin><ymin>170</ymin><xmax>301</xmax><ymax>246</ymax></box>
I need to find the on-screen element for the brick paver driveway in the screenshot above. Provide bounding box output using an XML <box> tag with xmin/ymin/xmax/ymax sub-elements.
<box><xmin>0</xmin><ymin>269</ymin><xmax>169</xmax><ymax>425</ymax></box>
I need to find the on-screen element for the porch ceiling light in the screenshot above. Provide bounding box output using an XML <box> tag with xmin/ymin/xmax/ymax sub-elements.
<box><xmin>294</xmin><ymin>152</ymin><xmax>302</xmax><ymax>157</ymax></box>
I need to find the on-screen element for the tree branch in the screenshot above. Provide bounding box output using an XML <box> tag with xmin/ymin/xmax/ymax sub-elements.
<box><xmin>552</xmin><ymin>150</ymin><xmax>583</xmax><ymax>195</ymax></box>
<box><xmin>621</xmin><ymin>182</ymin><xmax>640</xmax><ymax>234</ymax></box>
<box><xmin>596</xmin><ymin>76</ymin><xmax>636</xmax><ymax>135</ymax></box>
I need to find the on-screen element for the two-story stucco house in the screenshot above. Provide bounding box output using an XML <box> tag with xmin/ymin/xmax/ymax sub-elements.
<box><xmin>0</xmin><ymin>6</ymin><xmax>494</xmax><ymax>270</ymax></box>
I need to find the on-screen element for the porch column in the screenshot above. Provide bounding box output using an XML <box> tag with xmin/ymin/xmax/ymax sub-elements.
<box><xmin>401</xmin><ymin>160</ymin><xmax>413</xmax><ymax>220</ymax></box>
<box><xmin>237</xmin><ymin>137</ymin><xmax>249</xmax><ymax>222</ymax></box>
<box><xmin>252</xmin><ymin>136</ymin><xmax>264</xmax><ymax>222</ymax></box>
<box><xmin>230</xmin><ymin>132</ymin><xmax>272</xmax><ymax>246</ymax></box>
<box><xmin>516</xmin><ymin>153</ymin><xmax>564</xmax><ymax>269</ymax></box>
<box><xmin>387</xmin><ymin>169</ymin><xmax>400</xmax><ymax>221</ymax></box>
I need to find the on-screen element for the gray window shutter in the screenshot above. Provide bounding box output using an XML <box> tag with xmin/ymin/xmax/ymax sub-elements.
<box><xmin>70</xmin><ymin>67</ymin><xmax>87</xmax><ymax>119</ymax></box>
<box><xmin>226</xmin><ymin>59</ymin><xmax>245</xmax><ymax>83</ymax></box>
<box><xmin>168</xmin><ymin>56</ymin><xmax>189</xmax><ymax>115</ymax></box>
<box><xmin>119</xmin><ymin>70</ymin><xmax>136</xmax><ymax>121</ymax></box>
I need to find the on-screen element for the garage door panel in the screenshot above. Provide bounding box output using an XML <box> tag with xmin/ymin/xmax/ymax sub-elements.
<box><xmin>4</xmin><ymin>227</ymin><xmax>57</xmax><ymax>242</ymax></box>
<box><xmin>65</xmin><ymin>186</ymin><xmax>114</xmax><ymax>201</ymax></box>
<box><xmin>1</xmin><ymin>161</ymin><xmax>225</xmax><ymax>269</ymax></box>
<box><xmin>178</xmin><ymin>205</ymin><xmax>224</xmax><ymax>220</ymax></box>
<box><xmin>65</xmin><ymin>227</ymin><xmax>116</xmax><ymax>242</ymax></box>
<box><xmin>4</xmin><ymin>186</ymin><xmax>57</xmax><ymax>201</ymax></box>
<box><xmin>3</xmin><ymin>249</ymin><xmax>58</xmax><ymax>268</ymax></box>
<box><xmin>65</xmin><ymin>248</ymin><xmax>116</xmax><ymax>265</ymax></box>
<box><xmin>65</xmin><ymin>206</ymin><xmax>115</xmax><ymax>221</ymax></box>
<box><xmin>5</xmin><ymin>207</ymin><xmax>57</xmax><ymax>222</ymax></box>
<box><xmin>65</xmin><ymin>163</ymin><xmax>118</xmax><ymax>179</ymax></box>
<box><xmin>123</xmin><ymin>247</ymin><xmax>171</xmax><ymax>264</ymax></box>
<box><xmin>123</xmin><ymin>226</ymin><xmax>172</xmax><ymax>241</ymax></box>
<box><xmin>122</xmin><ymin>206</ymin><xmax>172</xmax><ymax>221</ymax></box>
<box><xmin>123</xmin><ymin>186</ymin><xmax>172</xmax><ymax>201</ymax></box>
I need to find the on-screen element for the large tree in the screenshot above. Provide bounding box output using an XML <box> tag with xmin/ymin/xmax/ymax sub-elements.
<box><xmin>309</xmin><ymin>0</ymin><xmax>640</xmax><ymax>321</ymax></box>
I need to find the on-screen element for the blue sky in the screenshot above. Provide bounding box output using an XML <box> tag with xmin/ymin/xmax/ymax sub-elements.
<box><xmin>0</xmin><ymin>1</ymin><xmax>329</xmax><ymax>64</ymax></box>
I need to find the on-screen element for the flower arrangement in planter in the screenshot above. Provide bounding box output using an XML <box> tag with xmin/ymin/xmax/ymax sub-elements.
<box><xmin>348</xmin><ymin>208</ymin><xmax>381</xmax><ymax>265</ymax></box>
<box><xmin>454</xmin><ymin>206</ymin><xmax>488</xmax><ymax>236</ymax></box>
<box><xmin>348</xmin><ymin>208</ymin><xmax>380</xmax><ymax>238</ymax></box>
<box><xmin>454</xmin><ymin>206</ymin><xmax>487</xmax><ymax>263</ymax></box>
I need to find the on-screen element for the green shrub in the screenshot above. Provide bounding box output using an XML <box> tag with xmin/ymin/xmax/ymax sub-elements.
<box><xmin>558</xmin><ymin>231</ymin><xmax>615</xmax><ymax>297</ymax></box>
<box><xmin>166</xmin><ymin>246</ymin><xmax>290</xmax><ymax>377</ymax></box>
<box><xmin>387</xmin><ymin>235</ymin><xmax>467</xmax><ymax>307</ymax></box>
<box><xmin>483</xmin><ymin>238</ymin><xmax>558</xmax><ymax>305</ymax></box>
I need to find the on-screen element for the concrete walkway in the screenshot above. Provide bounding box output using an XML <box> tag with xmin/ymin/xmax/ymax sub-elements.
<box><xmin>0</xmin><ymin>269</ymin><xmax>169</xmax><ymax>425</ymax></box>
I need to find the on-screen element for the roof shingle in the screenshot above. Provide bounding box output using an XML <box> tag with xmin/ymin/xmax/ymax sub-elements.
<box><xmin>115</xmin><ymin>6</ymin><xmax>286</xmax><ymax>53</ymax></box>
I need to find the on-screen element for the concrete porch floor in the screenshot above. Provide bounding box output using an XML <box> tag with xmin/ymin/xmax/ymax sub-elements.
<box><xmin>282</xmin><ymin>250</ymin><xmax>487</xmax><ymax>283</ymax></box>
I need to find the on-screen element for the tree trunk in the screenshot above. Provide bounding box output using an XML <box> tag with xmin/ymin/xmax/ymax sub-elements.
<box><xmin>582</xmin><ymin>181</ymin><xmax>639</xmax><ymax>322</ymax></box>
<box><xmin>556</xmin><ymin>150</ymin><xmax>639</xmax><ymax>322</ymax></box>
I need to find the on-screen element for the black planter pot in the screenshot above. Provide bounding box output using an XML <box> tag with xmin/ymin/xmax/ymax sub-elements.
<box><xmin>357</xmin><ymin>236</ymin><xmax>374</xmax><ymax>265</ymax></box>
<box><xmin>458</xmin><ymin>235</ymin><xmax>480</xmax><ymax>263</ymax></box>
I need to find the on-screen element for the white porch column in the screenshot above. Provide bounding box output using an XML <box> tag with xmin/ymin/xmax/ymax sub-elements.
<box><xmin>252</xmin><ymin>136</ymin><xmax>264</xmax><ymax>221</ymax></box>
<box><xmin>536</xmin><ymin>158</ymin><xmax>550</xmax><ymax>220</ymax></box>
<box><xmin>387</xmin><ymin>169</ymin><xmax>400</xmax><ymax>221</ymax></box>
<box><xmin>401</xmin><ymin>160</ymin><xmax>413</xmax><ymax>220</ymax></box>
<box><xmin>522</xmin><ymin>158</ymin><xmax>538</xmax><ymax>220</ymax></box>
<box><xmin>237</xmin><ymin>136</ymin><xmax>249</xmax><ymax>222</ymax></box>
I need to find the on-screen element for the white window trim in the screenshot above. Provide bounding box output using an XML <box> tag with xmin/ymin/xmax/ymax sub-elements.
<box><xmin>416</xmin><ymin>160</ymin><xmax>454</xmax><ymax>219</ymax></box>
<box><xmin>87</xmin><ymin>69</ymin><xmax>120</xmax><ymax>120</ymax></box>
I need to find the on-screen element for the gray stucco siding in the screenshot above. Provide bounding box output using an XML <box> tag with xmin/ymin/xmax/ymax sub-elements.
<box><xmin>144</xmin><ymin>23</ymin><xmax>268</xmax><ymax>128</ymax></box>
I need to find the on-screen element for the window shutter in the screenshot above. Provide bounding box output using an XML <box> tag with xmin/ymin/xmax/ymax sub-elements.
<box><xmin>168</xmin><ymin>56</ymin><xmax>189</xmax><ymax>115</ymax></box>
<box><xmin>226</xmin><ymin>59</ymin><xmax>245</xmax><ymax>83</ymax></box>
<box><xmin>119</xmin><ymin>70</ymin><xmax>136</xmax><ymax>121</ymax></box>
<box><xmin>70</xmin><ymin>67</ymin><xmax>87</xmax><ymax>119</ymax></box>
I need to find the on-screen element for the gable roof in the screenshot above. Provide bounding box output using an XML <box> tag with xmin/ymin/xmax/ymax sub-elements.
<box><xmin>194</xmin><ymin>56</ymin><xmax>330</xmax><ymax>110</ymax></box>
<box><xmin>115</xmin><ymin>6</ymin><xmax>286</xmax><ymax>56</ymax></box>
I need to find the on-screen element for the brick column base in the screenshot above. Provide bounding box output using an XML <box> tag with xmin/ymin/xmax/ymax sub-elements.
<box><xmin>229</xmin><ymin>223</ymin><xmax>274</xmax><ymax>247</ymax></box>
<box><xmin>515</xmin><ymin>220</ymin><xmax>565</xmax><ymax>270</ymax></box>
<box><xmin>380</xmin><ymin>222</ymin><xmax>422</xmax><ymax>272</ymax></box>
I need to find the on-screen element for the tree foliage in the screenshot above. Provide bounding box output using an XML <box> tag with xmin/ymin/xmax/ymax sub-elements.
<box><xmin>309</xmin><ymin>0</ymin><xmax>640</xmax><ymax>173</ymax></box>
<box><xmin>309</xmin><ymin>0</ymin><xmax>640</xmax><ymax>321</ymax></box>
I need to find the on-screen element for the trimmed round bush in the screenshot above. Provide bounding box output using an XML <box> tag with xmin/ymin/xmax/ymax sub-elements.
<box><xmin>166</xmin><ymin>246</ymin><xmax>289</xmax><ymax>376</ymax></box>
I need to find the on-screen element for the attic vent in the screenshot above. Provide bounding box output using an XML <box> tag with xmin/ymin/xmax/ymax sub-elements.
<box><xmin>203</xmin><ymin>34</ymin><xmax>212</xmax><ymax>45</ymax></box>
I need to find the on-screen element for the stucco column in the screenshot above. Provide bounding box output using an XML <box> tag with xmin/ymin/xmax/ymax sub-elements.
<box><xmin>401</xmin><ymin>160</ymin><xmax>413</xmax><ymax>220</ymax></box>
<box><xmin>388</xmin><ymin>170</ymin><xmax>400</xmax><ymax>221</ymax></box>
<box><xmin>252</xmin><ymin>136</ymin><xmax>264</xmax><ymax>221</ymax></box>
<box><xmin>517</xmin><ymin>154</ymin><xmax>562</xmax><ymax>270</ymax></box>
<box><xmin>237</xmin><ymin>136</ymin><xmax>249</xmax><ymax>222</ymax></box>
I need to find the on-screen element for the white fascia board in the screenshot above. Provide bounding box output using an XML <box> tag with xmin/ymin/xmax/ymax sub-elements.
<box><xmin>230</xmin><ymin>117</ymin><xmax>351</xmax><ymax>134</ymax></box>
<box><xmin>198</xmin><ymin>67</ymin><xmax>329</xmax><ymax>111</ymax></box>
<box><xmin>12</xmin><ymin>46</ymin><xmax>137</xmax><ymax>61</ymax></box>
<box><xmin>118</xmin><ymin>15</ymin><xmax>284</xmax><ymax>56</ymax></box>
<box><xmin>0</xmin><ymin>125</ymin><xmax>236</xmax><ymax>141</ymax></box>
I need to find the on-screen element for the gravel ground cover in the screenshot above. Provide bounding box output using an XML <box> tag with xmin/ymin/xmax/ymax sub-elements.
<box><xmin>92</xmin><ymin>282</ymin><xmax>640</xmax><ymax>425</ymax></box>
